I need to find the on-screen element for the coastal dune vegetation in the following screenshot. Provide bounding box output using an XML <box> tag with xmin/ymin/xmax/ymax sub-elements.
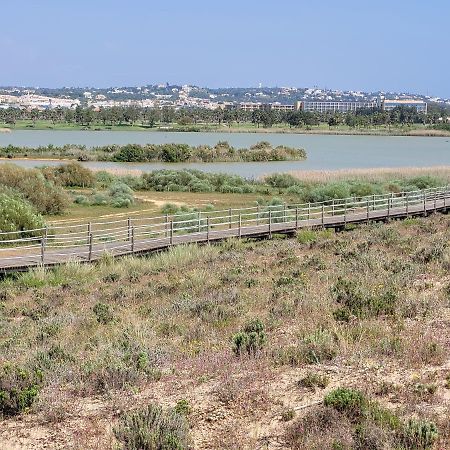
<box><xmin>0</xmin><ymin>213</ymin><xmax>449</xmax><ymax>448</ymax></box>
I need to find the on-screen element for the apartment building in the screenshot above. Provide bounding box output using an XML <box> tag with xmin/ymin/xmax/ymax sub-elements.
<box><xmin>381</xmin><ymin>99</ymin><xmax>428</xmax><ymax>113</ymax></box>
<box><xmin>296</xmin><ymin>100</ymin><xmax>379</xmax><ymax>113</ymax></box>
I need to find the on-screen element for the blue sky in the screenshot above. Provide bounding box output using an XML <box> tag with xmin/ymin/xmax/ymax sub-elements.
<box><xmin>2</xmin><ymin>0</ymin><xmax>449</xmax><ymax>97</ymax></box>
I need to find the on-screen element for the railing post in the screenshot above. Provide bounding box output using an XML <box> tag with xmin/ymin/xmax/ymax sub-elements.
<box><xmin>423</xmin><ymin>192</ymin><xmax>426</xmax><ymax>217</ymax></box>
<box><xmin>127</xmin><ymin>217</ymin><xmax>132</xmax><ymax>241</ymax></box>
<box><xmin>372</xmin><ymin>194</ymin><xmax>375</xmax><ymax>211</ymax></box>
<box><xmin>229</xmin><ymin>208</ymin><xmax>232</xmax><ymax>229</ymax></box>
<box><xmin>344</xmin><ymin>198</ymin><xmax>347</xmax><ymax>225</ymax></box>
<box><xmin>283</xmin><ymin>204</ymin><xmax>287</xmax><ymax>222</ymax></box>
<box><xmin>40</xmin><ymin>238</ymin><xmax>45</xmax><ymax>265</ymax></box>
<box><xmin>406</xmin><ymin>193</ymin><xmax>409</xmax><ymax>217</ymax></box>
<box><xmin>165</xmin><ymin>214</ymin><xmax>169</xmax><ymax>237</ymax></box>
<box><xmin>207</xmin><ymin>217</ymin><xmax>210</xmax><ymax>243</ymax></box>
<box><xmin>295</xmin><ymin>207</ymin><xmax>299</xmax><ymax>229</ymax></box>
<box><xmin>321</xmin><ymin>204</ymin><xmax>325</xmax><ymax>228</ymax></box>
<box><xmin>87</xmin><ymin>222</ymin><xmax>92</xmax><ymax>244</ymax></box>
<box><xmin>366</xmin><ymin>199</ymin><xmax>369</xmax><ymax>224</ymax></box>
<box><xmin>332</xmin><ymin>200</ymin><xmax>335</xmax><ymax>216</ymax></box>
<box><xmin>170</xmin><ymin>220</ymin><xmax>174</xmax><ymax>245</ymax></box>
<box><xmin>88</xmin><ymin>233</ymin><xmax>93</xmax><ymax>262</ymax></box>
<box><xmin>387</xmin><ymin>193</ymin><xmax>390</xmax><ymax>219</ymax></box>
<box><xmin>308</xmin><ymin>203</ymin><xmax>311</xmax><ymax>222</ymax></box>
<box><xmin>434</xmin><ymin>190</ymin><xmax>437</xmax><ymax>212</ymax></box>
<box><xmin>238</xmin><ymin>213</ymin><xmax>242</xmax><ymax>238</ymax></box>
<box><xmin>131</xmin><ymin>226</ymin><xmax>135</xmax><ymax>253</ymax></box>
<box><xmin>269</xmin><ymin>210</ymin><xmax>272</xmax><ymax>238</ymax></box>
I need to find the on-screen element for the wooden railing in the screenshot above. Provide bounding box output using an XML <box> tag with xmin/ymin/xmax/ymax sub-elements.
<box><xmin>0</xmin><ymin>186</ymin><xmax>449</xmax><ymax>271</ymax></box>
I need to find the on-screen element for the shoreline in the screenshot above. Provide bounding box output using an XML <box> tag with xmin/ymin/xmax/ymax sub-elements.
<box><xmin>2</xmin><ymin>125</ymin><xmax>450</xmax><ymax>137</ymax></box>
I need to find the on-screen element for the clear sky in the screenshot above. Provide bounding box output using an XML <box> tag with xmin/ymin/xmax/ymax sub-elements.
<box><xmin>2</xmin><ymin>0</ymin><xmax>449</xmax><ymax>97</ymax></box>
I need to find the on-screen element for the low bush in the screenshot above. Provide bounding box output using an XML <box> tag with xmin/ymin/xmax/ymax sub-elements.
<box><xmin>0</xmin><ymin>192</ymin><xmax>45</xmax><ymax>240</ymax></box>
<box><xmin>400</xmin><ymin>418</ymin><xmax>438</xmax><ymax>449</ymax></box>
<box><xmin>108</xmin><ymin>182</ymin><xmax>134</xmax><ymax>208</ymax></box>
<box><xmin>93</xmin><ymin>302</ymin><xmax>114</xmax><ymax>324</ymax></box>
<box><xmin>332</xmin><ymin>277</ymin><xmax>397</xmax><ymax>320</ymax></box>
<box><xmin>0</xmin><ymin>164</ymin><xmax>69</xmax><ymax>214</ymax></box>
<box><xmin>232</xmin><ymin>318</ymin><xmax>266</xmax><ymax>356</ymax></box>
<box><xmin>43</xmin><ymin>162</ymin><xmax>95</xmax><ymax>187</ymax></box>
<box><xmin>298</xmin><ymin>372</ymin><xmax>329</xmax><ymax>390</ymax></box>
<box><xmin>0</xmin><ymin>363</ymin><xmax>43</xmax><ymax>416</ymax></box>
<box><xmin>113</xmin><ymin>403</ymin><xmax>190</xmax><ymax>450</ymax></box>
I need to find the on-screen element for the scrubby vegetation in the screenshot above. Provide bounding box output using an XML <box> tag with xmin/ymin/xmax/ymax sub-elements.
<box><xmin>0</xmin><ymin>191</ymin><xmax>45</xmax><ymax>240</ymax></box>
<box><xmin>0</xmin><ymin>164</ymin><xmax>68</xmax><ymax>215</ymax></box>
<box><xmin>113</xmin><ymin>403</ymin><xmax>190</xmax><ymax>450</ymax></box>
<box><xmin>0</xmin><ymin>141</ymin><xmax>307</xmax><ymax>163</ymax></box>
<box><xmin>287</xmin><ymin>387</ymin><xmax>439</xmax><ymax>449</ymax></box>
<box><xmin>0</xmin><ymin>213</ymin><xmax>449</xmax><ymax>448</ymax></box>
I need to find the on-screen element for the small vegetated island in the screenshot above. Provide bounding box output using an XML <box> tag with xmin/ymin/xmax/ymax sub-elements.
<box><xmin>0</xmin><ymin>140</ymin><xmax>307</xmax><ymax>163</ymax></box>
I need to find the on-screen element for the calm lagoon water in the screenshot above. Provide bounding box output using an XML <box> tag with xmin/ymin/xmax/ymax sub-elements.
<box><xmin>1</xmin><ymin>130</ymin><xmax>450</xmax><ymax>177</ymax></box>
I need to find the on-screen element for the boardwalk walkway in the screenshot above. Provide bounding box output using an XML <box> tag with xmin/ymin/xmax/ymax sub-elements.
<box><xmin>1</xmin><ymin>186</ymin><xmax>449</xmax><ymax>272</ymax></box>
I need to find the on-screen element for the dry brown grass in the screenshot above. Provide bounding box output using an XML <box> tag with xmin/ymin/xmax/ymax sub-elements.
<box><xmin>288</xmin><ymin>165</ymin><xmax>450</xmax><ymax>183</ymax></box>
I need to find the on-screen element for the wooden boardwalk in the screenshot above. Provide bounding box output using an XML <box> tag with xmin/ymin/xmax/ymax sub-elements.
<box><xmin>1</xmin><ymin>186</ymin><xmax>449</xmax><ymax>273</ymax></box>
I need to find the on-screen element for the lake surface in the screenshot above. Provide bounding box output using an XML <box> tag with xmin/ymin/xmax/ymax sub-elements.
<box><xmin>1</xmin><ymin>130</ymin><xmax>450</xmax><ymax>177</ymax></box>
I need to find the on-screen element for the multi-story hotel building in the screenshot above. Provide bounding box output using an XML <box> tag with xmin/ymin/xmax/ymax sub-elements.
<box><xmin>296</xmin><ymin>100</ymin><xmax>379</xmax><ymax>113</ymax></box>
<box><xmin>381</xmin><ymin>98</ymin><xmax>428</xmax><ymax>113</ymax></box>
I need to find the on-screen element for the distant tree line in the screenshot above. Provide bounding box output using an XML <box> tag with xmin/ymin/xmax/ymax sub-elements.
<box><xmin>0</xmin><ymin>103</ymin><xmax>449</xmax><ymax>129</ymax></box>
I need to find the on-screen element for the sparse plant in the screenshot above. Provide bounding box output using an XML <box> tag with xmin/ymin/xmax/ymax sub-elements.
<box><xmin>92</xmin><ymin>302</ymin><xmax>114</xmax><ymax>324</ymax></box>
<box><xmin>232</xmin><ymin>318</ymin><xmax>266</xmax><ymax>356</ymax></box>
<box><xmin>114</xmin><ymin>403</ymin><xmax>190</xmax><ymax>450</ymax></box>
<box><xmin>298</xmin><ymin>372</ymin><xmax>330</xmax><ymax>390</ymax></box>
<box><xmin>0</xmin><ymin>364</ymin><xmax>43</xmax><ymax>415</ymax></box>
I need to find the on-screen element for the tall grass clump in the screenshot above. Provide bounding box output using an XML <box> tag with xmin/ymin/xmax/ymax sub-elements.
<box><xmin>114</xmin><ymin>403</ymin><xmax>190</xmax><ymax>449</ymax></box>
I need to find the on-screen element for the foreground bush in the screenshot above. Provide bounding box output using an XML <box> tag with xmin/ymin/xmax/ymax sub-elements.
<box><xmin>114</xmin><ymin>403</ymin><xmax>190</xmax><ymax>450</ymax></box>
<box><xmin>0</xmin><ymin>164</ymin><xmax>68</xmax><ymax>214</ymax></box>
<box><xmin>0</xmin><ymin>364</ymin><xmax>43</xmax><ymax>416</ymax></box>
<box><xmin>0</xmin><ymin>192</ymin><xmax>45</xmax><ymax>240</ymax></box>
<box><xmin>232</xmin><ymin>318</ymin><xmax>266</xmax><ymax>356</ymax></box>
<box><xmin>288</xmin><ymin>388</ymin><xmax>438</xmax><ymax>449</ymax></box>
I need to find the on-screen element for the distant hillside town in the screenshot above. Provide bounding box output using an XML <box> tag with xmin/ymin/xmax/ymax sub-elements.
<box><xmin>0</xmin><ymin>84</ymin><xmax>447</xmax><ymax>113</ymax></box>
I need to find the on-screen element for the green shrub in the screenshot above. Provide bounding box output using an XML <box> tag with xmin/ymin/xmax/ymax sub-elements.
<box><xmin>232</xmin><ymin>318</ymin><xmax>266</xmax><ymax>356</ymax></box>
<box><xmin>332</xmin><ymin>278</ymin><xmax>397</xmax><ymax>320</ymax></box>
<box><xmin>324</xmin><ymin>388</ymin><xmax>367</xmax><ymax>421</ymax></box>
<box><xmin>174</xmin><ymin>399</ymin><xmax>191</xmax><ymax>417</ymax></box>
<box><xmin>0</xmin><ymin>364</ymin><xmax>43</xmax><ymax>415</ymax></box>
<box><xmin>74</xmin><ymin>194</ymin><xmax>90</xmax><ymax>205</ymax></box>
<box><xmin>108</xmin><ymin>182</ymin><xmax>134</xmax><ymax>208</ymax></box>
<box><xmin>0</xmin><ymin>164</ymin><xmax>68</xmax><ymax>214</ymax></box>
<box><xmin>400</xmin><ymin>419</ymin><xmax>438</xmax><ymax>449</ymax></box>
<box><xmin>91</xmin><ymin>193</ymin><xmax>109</xmax><ymax>206</ymax></box>
<box><xmin>0</xmin><ymin>192</ymin><xmax>45</xmax><ymax>240</ymax></box>
<box><xmin>93</xmin><ymin>302</ymin><xmax>114</xmax><ymax>324</ymax></box>
<box><xmin>114</xmin><ymin>403</ymin><xmax>190</xmax><ymax>450</ymax></box>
